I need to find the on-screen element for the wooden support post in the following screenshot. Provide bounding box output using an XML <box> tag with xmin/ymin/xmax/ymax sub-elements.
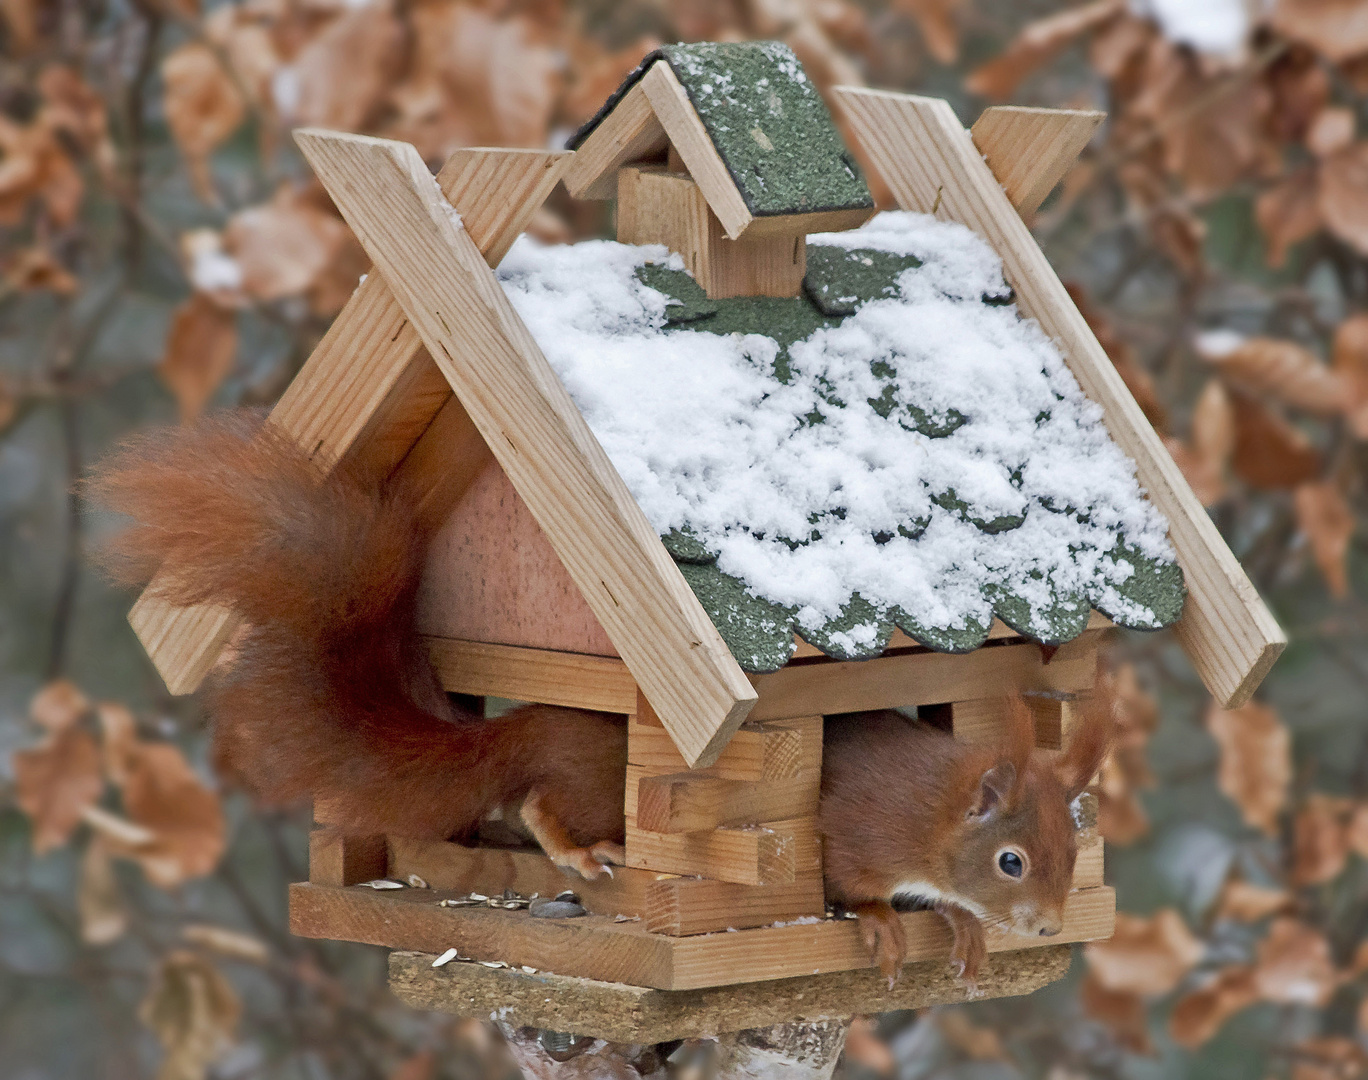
<box><xmin>628</xmin><ymin>717</ymin><xmax>805</xmax><ymax>781</ymax></box>
<box><xmin>309</xmin><ymin>828</ymin><xmax>387</xmax><ymax>887</ymax></box>
<box><xmin>948</xmin><ymin>694</ymin><xmax>1070</xmax><ymax>750</ymax></box>
<box><xmin>424</xmin><ymin>637</ymin><xmax>637</xmax><ymax>713</ymax></box>
<box><xmin>635</xmin><ymin>772</ymin><xmax>820</xmax><ymax>834</ymax></box>
<box><xmin>294</xmin><ymin>129</ymin><xmax>757</xmax><ymax>769</ymax></box>
<box><xmin>617</xmin><ymin>166</ymin><xmax>807</xmax><ymax>298</ymax></box>
<box><xmin>624</xmin><ymin>817</ymin><xmax>820</xmax><ymax>887</ymax></box>
<box><xmin>834</xmin><ymin>87</ymin><xmax>1286</xmax><ymax>708</ymax></box>
<box><xmin>644</xmin><ymin>876</ymin><xmax>826</xmax><ymax>935</ymax></box>
<box><xmin>129</xmin><ymin>148</ymin><xmax>572</xmax><ymax>696</ymax></box>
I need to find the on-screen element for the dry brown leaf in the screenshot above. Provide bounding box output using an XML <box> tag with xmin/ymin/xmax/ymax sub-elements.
<box><xmin>1332</xmin><ymin>314</ymin><xmax>1368</xmax><ymax>437</ymax></box>
<box><xmin>161</xmin><ymin>43</ymin><xmax>246</xmax><ymax>204</ymax></box>
<box><xmin>1270</xmin><ymin>0</ymin><xmax>1368</xmax><ymax>63</ymax></box>
<box><xmin>1294</xmin><ymin>481</ymin><xmax>1355</xmax><ymax>598</ymax></box>
<box><xmin>38</xmin><ymin>65</ymin><xmax>114</xmax><ymax>177</ymax></box>
<box><xmin>966</xmin><ymin>0</ymin><xmax>1122</xmax><ymax>99</ymax></box>
<box><xmin>0</xmin><ymin>383</ymin><xmax>15</xmax><ymax>434</ymax></box>
<box><xmin>78</xmin><ymin>839</ymin><xmax>128</xmax><ymax>946</ymax></box>
<box><xmin>1267</xmin><ymin>48</ymin><xmax>1333</xmax><ymax>144</ymax></box>
<box><xmin>224</xmin><ymin>184</ymin><xmax>353</xmax><ymax>304</ymax></box>
<box><xmin>1081</xmin><ymin>970</ymin><xmax>1152</xmax><ymax>1054</ymax></box>
<box><xmin>936</xmin><ymin>1010</ymin><xmax>1008</xmax><ymax>1061</ymax></box>
<box><xmin>1168</xmin><ymin>965</ymin><xmax>1259</xmax><ymax>1048</ymax></box>
<box><xmin>1320</xmin><ymin>142</ymin><xmax>1368</xmax><ymax>256</ymax></box>
<box><xmin>1095</xmin><ymin>662</ymin><xmax>1159</xmax><ymax>844</ymax></box>
<box><xmin>1229</xmin><ymin>390</ymin><xmax>1323</xmax><ymax>489</ymax></box>
<box><xmin>13</xmin><ymin>728</ymin><xmax>103</xmax><ymax>854</ymax></box>
<box><xmin>1291</xmin><ymin>1037</ymin><xmax>1368</xmax><ymax>1080</ymax></box>
<box><xmin>283</xmin><ymin>0</ymin><xmax>404</xmax><ymax>132</ymax></box>
<box><xmin>181</xmin><ymin>924</ymin><xmax>269</xmax><ymax>965</ymax></box>
<box><xmin>1307</xmin><ymin>106</ymin><xmax>1357</xmax><ymax>157</ymax></box>
<box><xmin>121</xmin><ymin>742</ymin><xmax>226</xmax><ymax>888</ymax></box>
<box><xmin>0</xmin><ymin>114</ymin><xmax>82</xmax><ymax>226</ymax></box>
<box><xmin>6</xmin><ymin>246</ymin><xmax>78</xmax><ymax>295</ymax></box>
<box><xmin>1254</xmin><ymin>918</ymin><xmax>1342</xmax><ymax>1007</ymax></box>
<box><xmin>1292</xmin><ymin>793</ymin><xmax>1352</xmax><ymax>886</ymax></box>
<box><xmin>158</xmin><ymin>294</ymin><xmax>237</xmax><ymax>423</ymax></box>
<box><xmin>897</xmin><ymin>0</ymin><xmax>966</xmax><ymax>65</ymax></box>
<box><xmin>1347</xmin><ymin>802</ymin><xmax>1368</xmax><ymax>859</ymax></box>
<box><xmin>96</xmin><ymin>701</ymin><xmax>139</xmax><ymax>786</ymax></box>
<box><xmin>841</xmin><ymin>1017</ymin><xmax>893</xmax><ymax>1076</ymax></box>
<box><xmin>30</xmin><ymin>678</ymin><xmax>90</xmax><ymax>732</ymax></box>
<box><xmin>1206</xmin><ymin>700</ymin><xmax>1291</xmax><ymax>835</ymax></box>
<box><xmin>1167</xmin><ymin>379</ymin><xmax>1235</xmax><ymax>505</ymax></box>
<box><xmin>562</xmin><ymin>37</ymin><xmax>659</xmax><ymax>126</ymax></box>
<box><xmin>1257</xmin><ymin>168</ymin><xmax>1324</xmax><ymax>267</ymax></box>
<box><xmin>1085</xmin><ymin>909</ymin><xmax>1204</xmax><ymax>996</ymax></box>
<box><xmin>1199</xmin><ymin>335</ymin><xmax>1349</xmax><ymax>416</ymax></box>
<box><xmin>0</xmin><ymin>0</ymin><xmax>38</xmax><ymax>52</ymax></box>
<box><xmin>1067</xmin><ymin>283</ymin><xmax>1167</xmax><ymax>429</ymax></box>
<box><xmin>1215</xmin><ymin>879</ymin><xmax>1294</xmax><ymax>923</ymax></box>
<box><xmin>140</xmin><ymin>949</ymin><xmax>241</xmax><ymax>1080</ymax></box>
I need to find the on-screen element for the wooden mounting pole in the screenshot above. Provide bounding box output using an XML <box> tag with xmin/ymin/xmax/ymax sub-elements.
<box><xmin>834</xmin><ymin>88</ymin><xmax>1285</xmax><ymax>708</ymax></box>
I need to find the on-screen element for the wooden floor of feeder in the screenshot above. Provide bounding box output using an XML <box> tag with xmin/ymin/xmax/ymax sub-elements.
<box><xmin>386</xmin><ymin>945</ymin><xmax>1074</xmax><ymax>1043</ymax></box>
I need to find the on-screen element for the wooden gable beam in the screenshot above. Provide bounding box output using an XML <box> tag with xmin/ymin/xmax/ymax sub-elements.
<box><xmin>970</xmin><ymin>105</ymin><xmax>1104</xmax><ymax>217</ymax></box>
<box><xmin>834</xmin><ymin>88</ymin><xmax>1285</xmax><ymax>708</ymax></box>
<box><xmin>129</xmin><ymin>148</ymin><xmax>570</xmax><ymax>695</ymax></box>
<box><xmin>293</xmin><ymin>129</ymin><xmax>757</xmax><ymax>768</ymax></box>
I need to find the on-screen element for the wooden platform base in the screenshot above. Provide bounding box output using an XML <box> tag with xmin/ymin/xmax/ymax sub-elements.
<box><xmin>290</xmin><ymin>881</ymin><xmax>1112</xmax><ymax>991</ymax></box>
<box><xmin>388</xmin><ymin>945</ymin><xmax>1073</xmax><ymax>1042</ymax></box>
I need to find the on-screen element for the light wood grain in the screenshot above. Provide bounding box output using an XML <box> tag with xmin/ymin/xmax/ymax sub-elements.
<box><xmin>636</xmin><ymin>770</ymin><xmax>821</xmax><ymax>834</ymax></box>
<box><xmin>385</xmin><ymin>836</ymin><xmax>658</xmax><ymax>917</ymax></box>
<box><xmin>970</xmin><ymin>106</ymin><xmax>1104</xmax><ymax>216</ymax></box>
<box><xmin>289</xmin><ymin>881</ymin><xmax>1114</xmax><ymax>990</ymax></box>
<box><xmin>387</xmin><ymin>945</ymin><xmax>1072</xmax><ymax>1042</ymax></box>
<box><xmin>949</xmin><ymin>695</ymin><xmax>1069</xmax><ymax>750</ymax></box>
<box><xmin>645</xmin><ymin>875</ymin><xmax>825</xmax><ymax>935</ymax></box>
<box><xmin>628</xmin><ymin>718</ymin><xmax>804</xmax><ymax>781</ymax></box>
<box><xmin>423</xmin><ymin>637</ymin><xmax>636</xmax><ymax>713</ymax></box>
<box><xmin>618</xmin><ymin>166</ymin><xmax>807</xmax><ymax>298</ymax></box>
<box><xmin>129</xmin><ymin>148</ymin><xmax>570</xmax><ymax>696</ymax></box>
<box><xmin>834</xmin><ymin>88</ymin><xmax>1284</xmax><ymax>708</ymax></box>
<box><xmin>624</xmin><ymin>819</ymin><xmax>816</xmax><ymax>886</ymax></box>
<box><xmin>748</xmin><ymin>638</ymin><xmax>1096</xmax><ymax>722</ymax></box>
<box><xmin>309</xmin><ymin>828</ymin><xmax>387</xmax><ymax>887</ymax></box>
<box><xmin>563</xmin><ymin>81</ymin><xmax>669</xmax><ymax>201</ymax></box>
<box><xmin>295</xmin><ymin>129</ymin><xmax>757</xmax><ymax>768</ymax></box>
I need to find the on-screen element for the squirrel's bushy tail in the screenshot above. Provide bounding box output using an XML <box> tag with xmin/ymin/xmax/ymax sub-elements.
<box><xmin>88</xmin><ymin>414</ymin><xmax>515</xmax><ymax>838</ymax></box>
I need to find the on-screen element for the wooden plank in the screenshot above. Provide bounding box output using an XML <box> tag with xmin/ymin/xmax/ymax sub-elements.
<box><xmin>970</xmin><ymin>106</ymin><xmax>1104</xmax><ymax>217</ymax></box>
<box><xmin>564</xmin><ymin>80</ymin><xmax>669</xmax><ymax>201</ymax></box>
<box><xmin>387</xmin><ymin>944</ymin><xmax>1073</xmax><ymax>1043</ymax></box>
<box><xmin>949</xmin><ymin>695</ymin><xmax>1068</xmax><ymax>750</ymax></box>
<box><xmin>638</xmin><ymin>62</ymin><xmax>754</xmax><ymax>240</ymax></box>
<box><xmin>1074</xmin><ymin>830</ymin><xmax>1104</xmax><ymax>889</ymax></box>
<box><xmin>628</xmin><ymin>718</ymin><xmax>803</xmax><ymax>781</ymax></box>
<box><xmin>636</xmin><ymin>772</ymin><xmax>821</xmax><ymax>833</ymax></box>
<box><xmin>385</xmin><ymin>836</ymin><xmax>658</xmax><ymax>918</ymax></box>
<box><xmin>290</xmin><ymin>881</ymin><xmax>1114</xmax><ymax>990</ymax></box>
<box><xmin>295</xmin><ymin>130</ymin><xmax>757</xmax><ymax>769</ymax></box>
<box><xmin>129</xmin><ymin>148</ymin><xmax>571</xmax><ymax>696</ymax></box>
<box><xmin>415</xmin><ymin>453</ymin><xmax>618</xmax><ymax>657</ymax></box>
<box><xmin>748</xmin><ymin>637</ymin><xmax>1096</xmax><ymax>722</ymax></box>
<box><xmin>309</xmin><ymin>828</ymin><xmax>387</xmax><ymax>887</ymax></box>
<box><xmin>386</xmin><ymin>390</ymin><xmax>494</xmax><ymax>536</ymax></box>
<box><xmin>624</xmin><ymin>819</ymin><xmax>816</xmax><ymax>886</ymax></box>
<box><xmin>618</xmin><ymin>166</ymin><xmax>807</xmax><ymax>298</ymax></box>
<box><xmin>834</xmin><ymin>88</ymin><xmax>1285</xmax><ymax>709</ymax></box>
<box><xmin>645</xmin><ymin>875</ymin><xmax>825</xmax><ymax>936</ymax></box>
<box><xmin>423</xmin><ymin>637</ymin><xmax>636</xmax><ymax>713</ymax></box>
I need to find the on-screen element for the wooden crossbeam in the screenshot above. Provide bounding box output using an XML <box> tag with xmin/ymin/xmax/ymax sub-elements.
<box><xmin>834</xmin><ymin>88</ymin><xmax>1285</xmax><ymax>708</ymax></box>
<box><xmin>129</xmin><ymin>148</ymin><xmax>571</xmax><ymax>695</ymax></box>
<box><xmin>624</xmin><ymin>821</ymin><xmax>805</xmax><ymax>886</ymax></box>
<box><xmin>645</xmin><ymin>875</ymin><xmax>825</xmax><ymax>936</ymax></box>
<box><xmin>628</xmin><ymin>718</ymin><xmax>804</xmax><ymax>782</ymax></box>
<box><xmin>294</xmin><ymin>129</ymin><xmax>757</xmax><ymax>768</ymax></box>
<box><xmin>970</xmin><ymin>105</ymin><xmax>1104</xmax><ymax>216</ymax></box>
<box><xmin>636</xmin><ymin>772</ymin><xmax>820</xmax><ymax>834</ymax></box>
<box><xmin>289</xmin><ymin>881</ymin><xmax>1115</xmax><ymax>990</ymax></box>
<box><xmin>309</xmin><ymin>829</ymin><xmax>386</xmax><ymax>887</ymax></box>
<box><xmin>424</xmin><ymin>636</ymin><xmax>637</xmax><ymax>713</ymax></box>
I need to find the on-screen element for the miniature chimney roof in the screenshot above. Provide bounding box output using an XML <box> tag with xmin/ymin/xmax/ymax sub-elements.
<box><xmin>564</xmin><ymin>42</ymin><xmax>876</xmax><ymax>239</ymax></box>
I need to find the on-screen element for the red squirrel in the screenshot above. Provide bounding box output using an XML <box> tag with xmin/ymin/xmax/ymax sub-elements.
<box><xmin>820</xmin><ymin>700</ymin><xmax>1111</xmax><ymax>984</ymax></box>
<box><xmin>93</xmin><ymin>414</ymin><xmax>1109</xmax><ymax>982</ymax></box>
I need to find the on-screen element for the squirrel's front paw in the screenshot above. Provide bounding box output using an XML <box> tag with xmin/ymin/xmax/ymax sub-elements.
<box><xmin>949</xmin><ymin>926</ymin><xmax>986</xmax><ymax>986</ymax></box>
<box><xmin>553</xmin><ymin>846</ymin><xmax>615</xmax><ymax>880</ymax></box>
<box><xmin>853</xmin><ymin>903</ymin><xmax>907</xmax><ymax>987</ymax></box>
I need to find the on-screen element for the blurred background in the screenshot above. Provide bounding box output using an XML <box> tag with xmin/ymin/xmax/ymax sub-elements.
<box><xmin>1</xmin><ymin>0</ymin><xmax>1366</xmax><ymax>1077</ymax></box>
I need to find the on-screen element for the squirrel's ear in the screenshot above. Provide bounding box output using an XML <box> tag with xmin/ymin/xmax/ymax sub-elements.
<box><xmin>1056</xmin><ymin>695</ymin><xmax>1114</xmax><ymax>803</ymax></box>
<box><xmin>968</xmin><ymin>761</ymin><xmax>1017</xmax><ymax>821</ymax></box>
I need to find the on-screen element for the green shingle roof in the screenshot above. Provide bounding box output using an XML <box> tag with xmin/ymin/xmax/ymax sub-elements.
<box><xmin>569</xmin><ymin>41</ymin><xmax>875</xmax><ymax>219</ymax></box>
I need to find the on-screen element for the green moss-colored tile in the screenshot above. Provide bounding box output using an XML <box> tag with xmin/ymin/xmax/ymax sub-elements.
<box><xmin>988</xmin><ymin>579</ymin><xmax>1093</xmax><ymax>646</ymax></box>
<box><xmin>932</xmin><ymin>489</ymin><xmax>1027</xmax><ymax>534</ymax></box>
<box><xmin>803</xmin><ymin>246</ymin><xmax>924</xmax><ymax>316</ymax></box>
<box><xmin>667</xmin><ymin>293</ymin><xmax>841</xmax><ymax>383</ymax></box>
<box><xmin>658</xmin><ymin>42</ymin><xmax>874</xmax><ymax>218</ymax></box>
<box><xmin>678</xmin><ymin>562</ymin><xmax>796</xmax><ymax>673</ymax></box>
<box><xmin>1092</xmin><ymin>543</ymin><xmax>1187</xmax><ymax>630</ymax></box>
<box><xmin>890</xmin><ymin>606</ymin><xmax>992</xmax><ymax>654</ymax></box>
<box><xmin>661</xmin><ymin>526</ymin><xmax>716</xmax><ymax>564</ymax></box>
<box><xmin>796</xmin><ymin>593</ymin><xmax>894</xmax><ymax>661</ymax></box>
<box><xmin>635</xmin><ymin>264</ymin><xmax>718</xmax><ymax>325</ymax></box>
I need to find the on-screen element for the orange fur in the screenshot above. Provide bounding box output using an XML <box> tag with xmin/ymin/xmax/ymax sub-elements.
<box><xmin>819</xmin><ymin>697</ymin><xmax>1110</xmax><ymax>983</ymax></box>
<box><xmin>88</xmin><ymin>414</ymin><xmax>626</xmax><ymax>853</ymax></box>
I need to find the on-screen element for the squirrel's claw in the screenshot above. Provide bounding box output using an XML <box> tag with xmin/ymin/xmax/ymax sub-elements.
<box><xmin>853</xmin><ymin>902</ymin><xmax>907</xmax><ymax>986</ymax></box>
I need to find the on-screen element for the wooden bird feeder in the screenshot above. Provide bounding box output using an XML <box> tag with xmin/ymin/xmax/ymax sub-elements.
<box><xmin>124</xmin><ymin>42</ymin><xmax>1284</xmax><ymax>1046</ymax></box>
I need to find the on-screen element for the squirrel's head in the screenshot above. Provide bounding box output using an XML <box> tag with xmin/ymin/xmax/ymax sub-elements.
<box><xmin>946</xmin><ymin>694</ymin><xmax>1112</xmax><ymax>939</ymax></box>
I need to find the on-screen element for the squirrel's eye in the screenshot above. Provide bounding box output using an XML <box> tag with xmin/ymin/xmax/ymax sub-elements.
<box><xmin>997</xmin><ymin>850</ymin><xmax>1024</xmax><ymax>878</ymax></box>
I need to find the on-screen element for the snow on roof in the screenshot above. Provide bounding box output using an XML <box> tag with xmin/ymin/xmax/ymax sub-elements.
<box><xmin>495</xmin><ymin>212</ymin><xmax>1185</xmax><ymax>672</ymax></box>
<box><xmin>569</xmin><ymin>41</ymin><xmax>874</xmax><ymax>218</ymax></box>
